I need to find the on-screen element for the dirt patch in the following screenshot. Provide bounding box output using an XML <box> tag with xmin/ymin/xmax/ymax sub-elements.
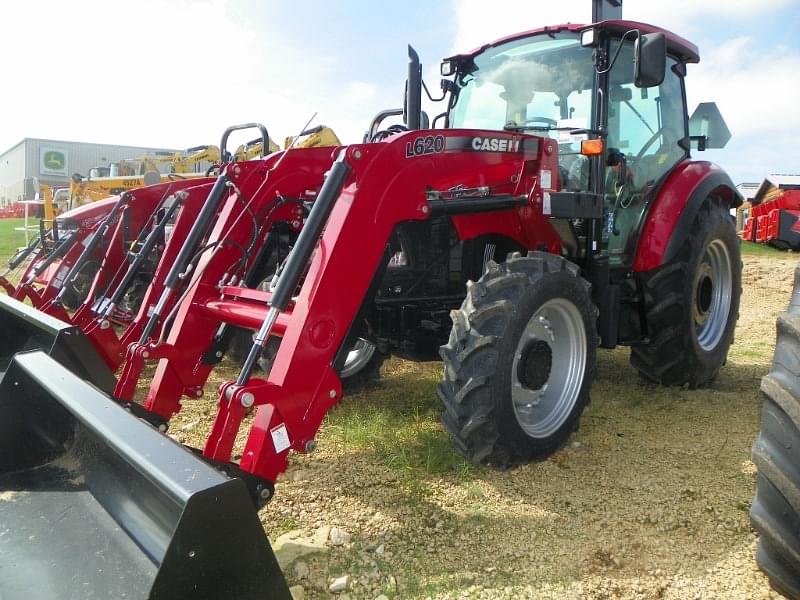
<box><xmin>167</xmin><ymin>251</ymin><xmax>796</xmax><ymax>599</ymax></box>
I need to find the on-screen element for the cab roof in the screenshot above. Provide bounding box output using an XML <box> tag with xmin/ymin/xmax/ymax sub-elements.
<box><xmin>452</xmin><ymin>20</ymin><xmax>699</xmax><ymax>65</ymax></box>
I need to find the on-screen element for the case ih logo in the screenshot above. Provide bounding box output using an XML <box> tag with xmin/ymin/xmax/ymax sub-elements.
<box><xmin>40</xmin><ymin>148</ymin><xmax>68</xmax><ymax>176</ymax></box>
<box><xmin>471</xmin><ymin>137</ymin><xmax>521</xmax><ymax>152</ymax></box>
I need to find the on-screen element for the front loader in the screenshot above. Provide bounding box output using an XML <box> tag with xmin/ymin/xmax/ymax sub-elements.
<box><xmin>1</xmin><ymin>16</ymin><xmax>742</xmax><ymax>598</ymax></box>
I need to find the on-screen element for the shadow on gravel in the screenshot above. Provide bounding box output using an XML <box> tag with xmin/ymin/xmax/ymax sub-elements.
<box><xmin>276</xmin><ymin>349</ymin><xmax>771</xmax><ymax>596</ymax></box>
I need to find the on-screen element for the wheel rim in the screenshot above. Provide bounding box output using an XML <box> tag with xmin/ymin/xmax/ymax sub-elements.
<box><xmin>339</xmin><ymin>338</ymin><xmax>377</xmax><ymax>379</ymax></box>
<box><xmin>511</xmin><ymin>298</ymin><xmax>587</xmax><ymax>438</ymax></box>
<box><xmin>693</xmin><ymin>239</ymin><xmax>732</xmax><ymax>351</ymax></box>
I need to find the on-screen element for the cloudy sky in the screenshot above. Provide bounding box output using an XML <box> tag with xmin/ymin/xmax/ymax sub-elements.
<box><xmin>1</xmin><ymin>0</ymin><xmax>797</xmax><ymax>184</ymax></box>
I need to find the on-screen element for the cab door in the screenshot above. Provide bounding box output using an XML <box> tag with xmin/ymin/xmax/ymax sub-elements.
<box><xmin>603</xmin><ymin>41</ymin><xmax>688</xmax><ymax>266</ymax></box>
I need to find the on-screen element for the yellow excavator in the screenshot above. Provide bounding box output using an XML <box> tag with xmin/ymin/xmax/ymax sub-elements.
<box><xmin>68</xmin><ymin>170</ymin><xmax>196</xmax><ymax>207</ymax></box>
<box><xmin>232</xmin><ymin>125</ymin><xmax>340</xmax><ymax>160</ymax></box>
<box><xmin>37</xmin><ymin>128</ymin><xmax>340</xmax><ymax>220</ymax></box>
<box><xmin>118</xmin><ymin>145</ymin><xmax>226</xmax><ymax>176</ymax></box>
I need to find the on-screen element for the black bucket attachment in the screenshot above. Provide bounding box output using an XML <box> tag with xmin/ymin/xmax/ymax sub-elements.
<box><xmin>0</xmin><ymin>295</ymin><xmax>115</xmax><ymax>393</ymax></box>
<box><xmin>0</xmin><ymin>352</ymin><xmax>291</xmax><ymax>600</ymax></box>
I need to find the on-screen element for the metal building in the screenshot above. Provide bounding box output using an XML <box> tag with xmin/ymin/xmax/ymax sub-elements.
<box><xmin>0</xmin><ymin>138</ymin><xmax>182</xmax><ymax>206</ymax></box>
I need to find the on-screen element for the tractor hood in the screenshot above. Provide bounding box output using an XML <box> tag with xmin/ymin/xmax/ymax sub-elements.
<box><xmin>57</xmin><ymin>195</ymin><xmax>118</xmax><ymax>228</ymax></box>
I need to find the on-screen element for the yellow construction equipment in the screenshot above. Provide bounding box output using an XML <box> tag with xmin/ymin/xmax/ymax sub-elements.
<box><xmin>68</xmin><ymin>171</ymin><xmax>204</xmax><ymax>208</ymax></box>
<box><xmin>284</xmin><ymin>125</ymin><xmax>341</xmax><ymax>149</ymax></box>
<box><xmin>118</xmin><ymin>145</ymin><xmax>224</xmax><ymax>176</ymax></box>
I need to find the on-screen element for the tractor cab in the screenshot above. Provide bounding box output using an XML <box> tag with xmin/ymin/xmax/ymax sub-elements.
<box><xmin>441</xmin><ymin>21</ymin><xmax>715</xmax><ymax>269</ymax></box>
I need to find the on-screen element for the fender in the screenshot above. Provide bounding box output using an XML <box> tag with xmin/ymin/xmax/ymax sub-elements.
<box><xmin>633</xmin><ymin>160</ymin><xmax>742</xmax><ymax>272</ymax></box>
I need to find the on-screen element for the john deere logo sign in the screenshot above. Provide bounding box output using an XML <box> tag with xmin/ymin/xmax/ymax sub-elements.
<box><xmin>40</xmin><ymin>148</ymin><xmax>68</xmax><ymax>176</ymax></box>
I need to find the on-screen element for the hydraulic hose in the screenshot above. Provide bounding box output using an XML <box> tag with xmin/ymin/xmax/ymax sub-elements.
<box><xmin>138</xmin><ymin>172</ymin><xmax>230</xmax><ymax>344</ymax></box>
<box><xmin>235</xmin><ymin>150</ymin><xmax>351</xmax><ymax>385</ymax></box>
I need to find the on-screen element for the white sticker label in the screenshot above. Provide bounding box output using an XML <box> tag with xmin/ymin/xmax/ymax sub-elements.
<box><xmin>556</xmin><ymin>119</ymin><xmax>588</xmax><ymax>145</ymax></box>
<box><xmin>147</xmin><ymin>304</ymin><xmax>155</xmax><ymax>317</ymax></box>
<box><xmin>543</xmin><ymin>192</ymin><xmax>551</xmax><ymax>215</ymax></box>
<box><xmin>270</xmin><ymin>423</ymin><xmax>291</xmax><ymax>453</ymax></box>
<box><xmin>540</xmin><ymin>169</ymin><xmax>552</xmax><ymax>190</ymax></box>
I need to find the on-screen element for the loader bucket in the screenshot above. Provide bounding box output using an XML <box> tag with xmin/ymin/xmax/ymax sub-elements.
<box><xmin>0</xmin><ymin>351</ymin><xmax>291</xmax><ymax>600</ymax></box>
<box><xmin>0</xmin><ymin>294</ymin><xmax>115</xmax><ymax>393</ymax></box>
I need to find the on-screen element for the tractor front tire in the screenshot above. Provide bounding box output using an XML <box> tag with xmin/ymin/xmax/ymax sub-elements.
<box><xmin>439</xmin><ymin>253</ymin><xmax>597</xmax><ymax>467</ymax></box>
<box><xmin>750</xmin><ymin>267</ymin><xmax>800</xmax><ymax>600</ymax></box>
<box><xmin>631</xmin><ymin>196</ymin><xmax>741</xmax><ymax>387</ymax></box>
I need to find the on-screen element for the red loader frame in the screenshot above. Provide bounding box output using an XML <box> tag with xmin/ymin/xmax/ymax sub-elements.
<box><xmin>114</xmin><ymin>146</ymin><xmax>342</xmax><ymax>404</ymax></box>
<box><xmin>117</xmin><ymin>129</ymin><xmax>561</xmax><ymax>489</ymax></box>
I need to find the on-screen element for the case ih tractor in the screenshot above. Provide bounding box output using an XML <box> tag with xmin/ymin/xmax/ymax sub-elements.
<box><xmin>0</xmin><ymin>15</ymin><xmax>742</xmax><ymax>600</ymax></box>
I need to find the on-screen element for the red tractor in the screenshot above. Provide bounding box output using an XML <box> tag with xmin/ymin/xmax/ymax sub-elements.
<box><xmin>0</xmin><ymin>16</ymin><xmax>741</xmax><ymax>599</ymax></box>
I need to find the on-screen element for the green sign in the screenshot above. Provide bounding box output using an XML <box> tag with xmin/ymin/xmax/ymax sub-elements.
<box><xmin>40</xmin><ymin>147</ymin><xmax>68</xmax><ymax>175</ymax></box>
<box><xmin>43</xmin><ymin>150</ymin><xmax>65</xmax><ymax>170</ymax></box>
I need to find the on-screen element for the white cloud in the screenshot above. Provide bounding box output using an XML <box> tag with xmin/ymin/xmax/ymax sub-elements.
<box><xmin>0</xmin><ymin>0</ymin><xmax>394</xmax><ymax>153</ymax></box>
<box><xmin>688</xmin><ymin>37</ymin><xmax>800</xmax><ymax>137</ymax></box>
<box><xmin>450</xmin><ymin>0</ymin><xmax>590</xmax><ymax>53</ymax></box>
<box><xmin>623</xmin><ymin>0</ymin><xmax>794</xmax><ymax>37</ymax></box>
<box><xmin>344</xmin><ymin>82</ymin><xmax>379</xmax><ymax>105</ymax></box>
<box><xmin>450</xmin><ymin>0</ymin><xmax>794</xmax><ymax>52</ymax></box>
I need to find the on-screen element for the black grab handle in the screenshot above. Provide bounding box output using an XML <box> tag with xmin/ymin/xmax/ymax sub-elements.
<box><xmin>220</xmin><ymin>123</ymin><xmax>269</xmax><ymax>162</ymax></box>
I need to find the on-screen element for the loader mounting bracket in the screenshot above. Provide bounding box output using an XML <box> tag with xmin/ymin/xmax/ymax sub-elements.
<box><xmin>187</xmin><ymin>446</ymin><xmax>276</xmax><ymax>508</ymax></box>
<box><xmin>119</xmin><ymin>400</ymin><xmax>170</xmax><ymax>431</ymax></box>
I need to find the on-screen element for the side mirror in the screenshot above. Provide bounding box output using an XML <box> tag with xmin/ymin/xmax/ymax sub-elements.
<box><xmin>634</xmin><ymin>32</ymin><xmax>666</xmax><ymax>88</ymax></box>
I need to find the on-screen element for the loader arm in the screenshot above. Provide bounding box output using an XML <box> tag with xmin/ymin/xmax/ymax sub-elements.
<box><xmin>131</xmin><ymin>130</ymin><xmax>556</xmax><ymax>484</ymax></box>
<box><xmin>115</xmin><ymin>147</ymin><xmax>337</xmax><ymax>408</ymax></box>
<box><xmin>218</xmin><ymin>132</ymin><xmax>552</xmax><ymax>480</ymax></box>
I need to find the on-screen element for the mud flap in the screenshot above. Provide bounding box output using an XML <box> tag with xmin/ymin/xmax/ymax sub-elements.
<box><xmin>0</xmin><ymin>352</ymin><xmax>291</xmax><ymax>600</ymax></box>
<box><xmin>0</xmin><ymin>295</ymin><xmax>115</xmax><ymax>394</ymax></box>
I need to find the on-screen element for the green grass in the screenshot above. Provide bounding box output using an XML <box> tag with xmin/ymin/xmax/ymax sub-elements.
<box><xmin>0</xmin><ymin>218</ymin><xmax>27</xmax><ymax>263</ymax></box>
<box><xmin>324</xmin><ymin>362</ymin><xmax>475</xmax><ymax>481</ymax></box>
<box><xmin>741</xmin><ymin>240</ymin><xmax>791</xmax><ymax>256</ymax></box>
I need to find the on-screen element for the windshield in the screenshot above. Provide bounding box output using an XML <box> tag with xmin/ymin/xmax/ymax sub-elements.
<box><xmin>449</xmin><ymin>32</ymin><xmax>595</xmax><ymax>140</ymax></box>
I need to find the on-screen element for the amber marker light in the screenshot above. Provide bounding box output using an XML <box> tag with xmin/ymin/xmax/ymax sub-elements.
<box><xmin>581</xmin><ymin>139</ymin><xmax>605</xmax><ymax>156</ymax></box>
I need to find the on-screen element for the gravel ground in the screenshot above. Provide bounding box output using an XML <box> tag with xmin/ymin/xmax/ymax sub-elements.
<box><xmin>168</xmin><ymin>250</ymin><xmax>797</xmax><ymax>599</ymax></box>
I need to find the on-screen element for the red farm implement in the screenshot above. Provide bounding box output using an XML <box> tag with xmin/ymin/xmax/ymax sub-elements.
<box><xmin>742</xmin><ymin>189</ymin><xmax>800</xmax><ymax>250</ymax></box>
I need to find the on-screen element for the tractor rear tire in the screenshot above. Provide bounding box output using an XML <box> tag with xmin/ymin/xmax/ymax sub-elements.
<box><xmin>337</xmin><ymin>338</ymin><xmax>389</xmax><ymax>392</ymax></box>
<box><xmin>750</xmin><ymin>267</ymin><xmax>800</xmax><ymax>600</ymax></box>
<box><xmin>631</xmin><ymin>196</ymin><xmax>741</xmax><ymax>387</ymax></box>
<box><xmin>439</xmin><ymin>252</ymin><xmax>598</xmax><ymax>467</ymax></box>
<box><xmin>229</xmin><ymin>332</ymin><xmax>387</xmax><ymax>391</ymax></box>
<box><xmin>61</xmin><ymin>260</ymin><xmax>100</xmax><ymax>310</ymax></box>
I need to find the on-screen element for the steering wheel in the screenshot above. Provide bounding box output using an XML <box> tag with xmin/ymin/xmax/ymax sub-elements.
<box><xmin>632</xmin><ymin>127</ymin><xmax>666</xmax><ymax>164</ymax></box>
<box><xmin>509</xmin><ymin>117</ymin><xmax>558</xmax><ymax>130</ymax></box>
<box><xmin>371</xmin><ymin>124</ymin><xmax>408</xmax><ymax>142</ymax></box>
